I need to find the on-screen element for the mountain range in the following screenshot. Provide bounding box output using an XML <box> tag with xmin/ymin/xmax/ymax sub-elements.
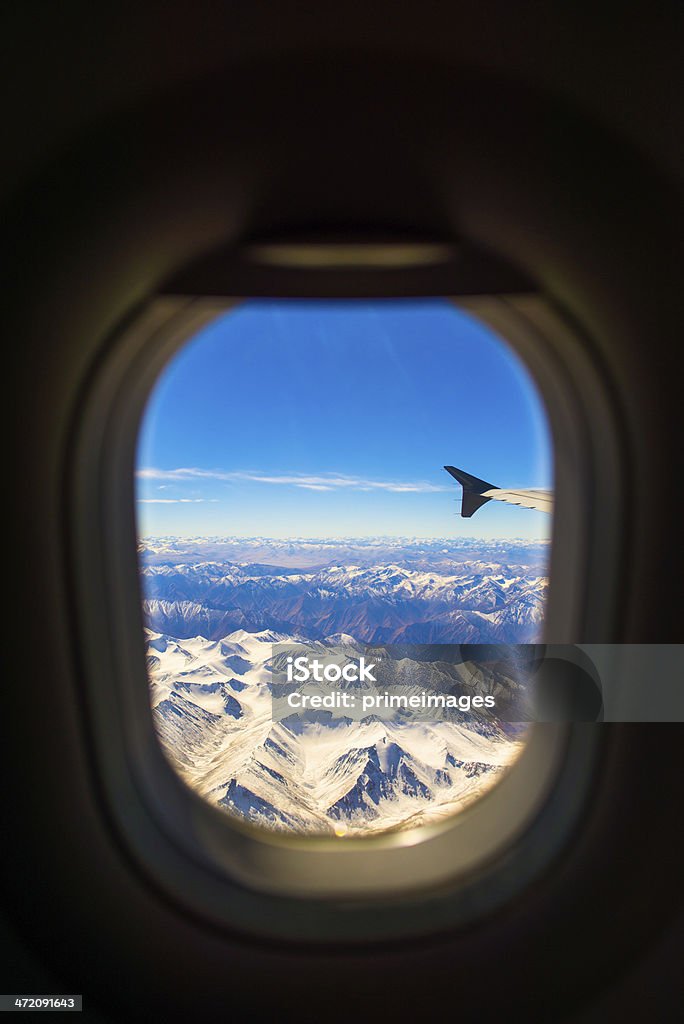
<box><xmin>150</xmin><ymin>629</ymin><xmax>528</xmax><ymax>835</ymax></box>
<box><xmin>141</xmin><ymin>555</ymin><xmax>547</xmax><ymax>645</ymax></box>
<box><xmin>142</xmin><ymin>538</ymin><xmax>545</xmax><ymax>833</ymax></box>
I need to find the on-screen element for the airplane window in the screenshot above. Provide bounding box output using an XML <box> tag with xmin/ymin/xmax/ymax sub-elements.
<box><xmin>136</xmin><ymin>299</ymin><xmax>553</xmax><ymax>837</ymax></box>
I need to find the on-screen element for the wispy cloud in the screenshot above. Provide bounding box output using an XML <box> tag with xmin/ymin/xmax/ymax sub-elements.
<box><xmin>137</xmin><ymin>497</ymin><xmax>218</xmax><ymax>504</ymax></box>
<box><xmin>136</xmin><ymin>467</ymin><xmax>450</xmax><ymax>494</ymax></box>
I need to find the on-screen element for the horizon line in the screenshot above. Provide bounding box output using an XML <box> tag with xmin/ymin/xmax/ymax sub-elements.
<box><xmin>138</xmin><ymin>534</ymin><xmax>551</xmax><ymax>543</ymax></box>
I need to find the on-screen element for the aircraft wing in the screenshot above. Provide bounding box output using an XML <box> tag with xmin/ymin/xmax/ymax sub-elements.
<box><xmin>480</xmin><ymin>488</ymin><xmax>554</xmax><ymax>513</ymax></box>
<box><xmin>444</xmin><ymin>466</ymin><xmax>553</xmax><ymax>517</ymax></box>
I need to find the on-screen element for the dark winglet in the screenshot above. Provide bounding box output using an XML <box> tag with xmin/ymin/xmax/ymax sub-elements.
<box><xmin>443</xmin><ymin>466</ymin><xmax>497</xmax><ymax>518</ymax></box>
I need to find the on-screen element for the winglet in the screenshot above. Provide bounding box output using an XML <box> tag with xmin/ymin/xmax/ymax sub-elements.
<box><xmin>443</xmin><ymin>466</ymin><xmax>497</xmax><ymax>518</ymax></box>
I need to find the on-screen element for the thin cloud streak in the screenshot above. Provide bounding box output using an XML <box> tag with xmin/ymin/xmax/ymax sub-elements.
<box><xmin>137</xmin><ymin>467</ymin><xmax>449</xmax><ymax>494</ymax></box>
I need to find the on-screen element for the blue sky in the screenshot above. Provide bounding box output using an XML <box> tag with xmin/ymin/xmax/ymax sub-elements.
<box><xmin>136</xmin><ymin>300</ymin><xmax>552</xmax><ymax>539</ymax></box>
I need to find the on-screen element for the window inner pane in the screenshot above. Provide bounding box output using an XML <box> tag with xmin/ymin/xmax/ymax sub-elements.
<box><xmin>137</xmin><ymin>299</ymin><xmax>552</xmax><ymax>836</ymax></box>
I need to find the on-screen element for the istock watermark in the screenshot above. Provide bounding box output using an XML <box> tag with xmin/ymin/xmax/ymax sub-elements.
<box><xmin>270</xmin><ymin>643</ymin><xmax>684</xmax><ymax>725</ymax></box>
<box><xmin>286</xmin><ymin>654</ymin><xmax>378</xmax><ymax>684</ymax></box>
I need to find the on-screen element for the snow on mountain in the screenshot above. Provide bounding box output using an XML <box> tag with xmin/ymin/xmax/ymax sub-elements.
<box><xmin>141</xmin><ymin>541</ymin><xmax>543</xmax><ymax>833</ymax></box>
<box><xmin>138</xmin><ymin>535</ymin><xmax>549</xmax><ymax>572</ymax></box>
<box><xmin>141</xmin><ymin>560</ymin><xmax>547</xmax><ymax>645</ymax></box>
<box><xmin>147</xmin><ymin>628</ymin><xmax>528</xmax><ymax>835</ymax></box>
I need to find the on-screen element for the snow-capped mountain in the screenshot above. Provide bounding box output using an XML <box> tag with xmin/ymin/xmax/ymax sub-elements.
<box><xmin>138</xmin><ymin>535</ymin><xmax>549</xmax><ymax>571</ymax></box>
<box><xmin>141</xmin><ymin>539</ymin><xmax>543</xmax><ymax>833</ymax></box>
<box><xmin>149</xmin><ymin>629</ymin><xmax>528</xmax><ymax>835</ymax></box>
<box><xmin>141</xmin><ymin>559</ymin><xmax>547</xmax><ymax>644</ymax></box>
